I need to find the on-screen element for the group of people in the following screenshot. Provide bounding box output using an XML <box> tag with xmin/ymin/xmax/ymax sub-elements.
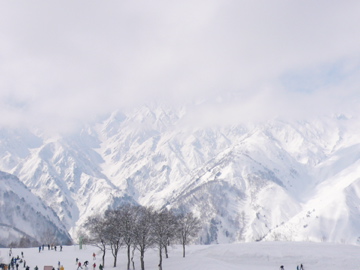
<box><xmin>75</xmin><ymin>253</ymin><xmax>102</xmax><ymax>270</ymax></box>
<box><xmin>280</xmin><ymin>263</ymin><xmax>304</xmax><ymax>269</ymax></box>
<box><xmin>38</xmin><ymin>244</ymin><xmax>63</xmax><ymax>253</ymax></box>
<box><xmin>7</xmin><ymin>249</ymin><xmax>30</xmax><ymax>270</ymax></box>
<box><xmin>6</xmin><ymin>246</ymin><xmax>65</xmax><ymax>270</ymax></box>
<box><xmin>4</xmin><ymin>247</ymin><xmax>105</xmax><ymax>270</ymax></box>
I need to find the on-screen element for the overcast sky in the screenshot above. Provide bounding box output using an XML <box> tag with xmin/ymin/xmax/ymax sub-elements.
<box><xmin>0</xmin><ymin>1</ymin><xmax>360</xmax><ymax>131</ymax></box>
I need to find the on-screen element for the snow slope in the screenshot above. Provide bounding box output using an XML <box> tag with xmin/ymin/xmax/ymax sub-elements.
<box><xmin>1</xmin><ymin>242</ymin><xmax>360</xmax><ymax>270</ymax></box>
<box><xmin>0</xmin><ymin>171</ymin><xmax>72</xmax><ymax>247</ymax></box>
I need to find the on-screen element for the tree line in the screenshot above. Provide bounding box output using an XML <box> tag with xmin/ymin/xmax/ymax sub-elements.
<box><xmin>83</xmin><ymin>204</ymin><xmax>201</xmax><ymax>270</ymax></box>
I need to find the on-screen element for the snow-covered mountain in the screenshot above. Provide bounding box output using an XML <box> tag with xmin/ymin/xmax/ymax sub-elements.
<box><xmin>1</xmin><ymin>106</ymin><xmax>360</xmax><ymax>245</ymax></box>
<box><xmin>0</xmin><ymin>171</ymin><xmax>72</xmax><ymax>247</ymax></box>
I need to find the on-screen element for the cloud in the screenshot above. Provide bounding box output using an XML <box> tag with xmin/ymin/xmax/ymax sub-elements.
<box><xmin>0</xmin><ymin>0</ymin><xmax>360</xmax><ymax>131</ymax></box>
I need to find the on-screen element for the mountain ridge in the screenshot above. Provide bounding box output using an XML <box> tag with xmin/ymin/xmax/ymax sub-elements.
<box><xmin>0</xmin><ymin>171</ymin><xmax>72</xmax><ymax>247</ymax></box>
<box><xmin>1</xmin><ymin>107</ymin><xmax>360</xmax><ymax>245</ymax></box>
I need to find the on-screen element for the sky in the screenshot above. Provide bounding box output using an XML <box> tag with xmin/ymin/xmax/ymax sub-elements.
<box><xmin>0</xmin><ymin>0</ymin><xmax>360</xmax><ymax>131</ymax></box>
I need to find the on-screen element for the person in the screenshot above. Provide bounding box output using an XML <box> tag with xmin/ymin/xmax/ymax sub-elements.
<box><xmin>60</xmin><ymin>245</ymin><xmax>62</xmax><ymax>252</ymax></box>
<box><xmin>92</xmin><ymin>253</ymin><xmax>96</xmax><ymax>260</ymax></box>
<box><xmin>300</xmin><ymin>264</ymin><xmax>304</xmax><ymax>270</ymax></box>
<box><xmin>60</xmin><ymin>266</ymin><xmax>64</xmax><ymax>270</ymax></box>
<box><xmin>21</xmin><ymin>252</ymin><xmax>24</xmax><ymax>258</ymax></box>
<box><xmin>34</xmin><ymin>266</ymin><xmax>38</xmax><ymax>270</ymax></box>
<box><xmin>280</xmin><ymin>266</ymin><xmax>284</xmax><ymax>270</ymax></box>
<box><xmin>23</xmin><ymin>260</ymin><xmax>26</xmax><ymax>268</ymax></box>
<box><xmin>84</xmin><ymin>261</ymin><xmax>88</xmax><ymax>267</ymax></box>
<box><xmin>38</xmin><ymin>247</ymin><xmax>41</xmax><ymax>253</ymax></box>
<box><xmin>92</xmin><ymin>263</ymin><xmax>96</xmax><ymax>270</ymax></box>
<box><xmin>25</xmin><ymin>266</ymin><xmax>29</xmax><ymax>270</ymax></box>
<box><xmin>77</xmin><ymin>262</ymin><xmax>82</xmax><ymax>270</ymax></box>
<box><xmin>99</xmin><ymin>265</ymin><xmax>103</xmax><ymax>270</ymax></box>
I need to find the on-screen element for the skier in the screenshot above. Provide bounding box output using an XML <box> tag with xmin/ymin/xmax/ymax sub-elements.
<box><xmin>34</xmin><ymin>266</ymin><xmax>38</xmax><ymax>270</ymax></box>
<box><xmin>77</xmin><ymin>262</ymin><xmax>82</xmax><ymax>270</ymax></box>
<box><xmin>92</xmin><ymin>263</ymin><xmax>96</xmax><ymax>270</ymax></box>
<box><xmin>280</xmin><ymin>266</ymin><xmax>284</xmax><ymax>270</ymax></box>
<box><xmin>98</xmin><ymin>265</ymin><xmax>103</xmax><ymax>270</ymax></box>
<box><xmin>83</xmin><ymin>261</ymin><xmax>88</xmax><ymax>267</ymax></box>
<box><xmin>92</xmin><ymin>253</ymin><xmax>96</xmax><ymax>260</ymax></box>
<box><xmin>300</xmin><ymin>264</ymin><xmax>304</xmax><ymax>270</ymax></box>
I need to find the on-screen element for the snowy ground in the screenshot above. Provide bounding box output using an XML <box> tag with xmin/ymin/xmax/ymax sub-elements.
<box><xmin>1</xmin><ymin>241</ymin><xmax>360</xmax><ymax>270</ymax></box>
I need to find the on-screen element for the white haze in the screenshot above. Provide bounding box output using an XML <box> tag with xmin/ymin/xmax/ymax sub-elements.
<box><xmin>0</xmin><ymin>1</ymin><xmax>360</xmax><ymax>132</ymax></box>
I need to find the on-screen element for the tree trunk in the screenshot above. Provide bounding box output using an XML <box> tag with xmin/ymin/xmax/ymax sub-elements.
<box><xmin>111</xmin><ymin>242</ymin><xmax>119</xmax><ymax>267</ymax></box>
<box><xmin>164</xmin><ymin>245</ymin><xmax>168</xmax><ymax>259</ymax></box>
<box><xmin>102</xmin><ymin>249</ymin><xmax>106</xmax><ymax>267</ymax></box>
<box><xmin>113</xmin><ymin>252</ymin><xmax>117</xmax><ymax>267</ymax></box>
<box><xmin>140</xmin><ymin>250</ymin><xmax>145</xmax><ymax>270</ymax></box>
<box><xmin>182</xmin><ymin>243</ymin><xmax>185</xmax><ymax>258</ymax></box>
<box><xmin>127</xmin><ymin>245</ymin><xmax>131</xmax><ymax>270</ymax></box>
<box><xmin>158</xmin><ymin>246</ymin><xmax>163</xmax><ymax>270</ymax></box>
<box><xmin>131</xmin><ymin>246</ymin><xmax>136</xmax><ymax>270</ymax></box>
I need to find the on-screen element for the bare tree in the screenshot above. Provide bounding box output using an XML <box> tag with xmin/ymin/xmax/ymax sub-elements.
<box><xmin>105</xmin><ymin>209</ymin><xmax>124</xmax><ymax>267</ymax></box>
<box><xmin>176</xmin><ymin>212</ymin><xmax>201</xmax><ymax>258</ymax></box>
<box><xmin>152</xmin><ymin>209</ymin><xmax>178</xmax><ymax>270</ymax></box>
<box><xmin>162</xmin><ymin>209</ymin><xmax>178</xmax><ymax>259</ymax></box>
<box><xmin>116</xmin><ymin>204</ymin><xmax>138</xmax><ymax>270</ymax></box>
<box><xmin>132</xmin><ymin>206</ymin><xmax>155</xmax><ymax>270</ymax></box>
<box><xmin>84</xmin><ymin>215</ymin><xmax>108</xmax><ymax>267</ymax></box>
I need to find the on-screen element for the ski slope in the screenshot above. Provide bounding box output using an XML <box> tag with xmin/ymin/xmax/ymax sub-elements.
<box><xmin>1</xmin><ymin>241</ymin><xmax>360</xmax><ymax>270</ymax></box>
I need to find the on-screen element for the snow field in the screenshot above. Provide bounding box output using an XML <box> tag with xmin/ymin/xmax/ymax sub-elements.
<box><xmin>1</xmin><ymin>241</ymin><xmax>360</xmax><ymax>270</ymax></box>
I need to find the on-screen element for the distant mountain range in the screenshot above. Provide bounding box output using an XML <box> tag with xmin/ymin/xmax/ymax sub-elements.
<box><xmin>1</xmin><ymin>106</ymin><xmax>360</xmax><ymax>246</ymax></box>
